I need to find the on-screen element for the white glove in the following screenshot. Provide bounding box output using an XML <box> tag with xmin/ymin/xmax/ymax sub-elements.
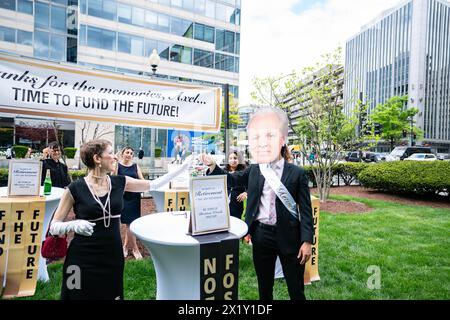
<box><xmin>50</xmin><ymin>220</ymin><xmax>96</xmax><ymax>237</ymax></box>
<box><xmin>149</xmin><ymin>154</ymin><xmax>194</xmax><ymax>191</ymax></box>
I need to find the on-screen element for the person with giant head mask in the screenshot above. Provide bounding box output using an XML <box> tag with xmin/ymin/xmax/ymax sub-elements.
<box><xmin>200</xmin><ymin>107</ymin><xmax>314</xmax><ymax>300</ymax></box>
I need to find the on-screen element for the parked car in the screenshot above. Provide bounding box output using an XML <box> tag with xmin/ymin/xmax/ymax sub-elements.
<box><xmin>404</xmin><ymin>153</ymin><xmax>438</xmax><ymax>161</ymax></box>
<box><xmin>363</xmin><ymin>152</ymin><xmax>386</xmax><ymax>163</ymax></box>
<box><xmin>389</xmin><ymin>146</ymin><xmax>434</xmax><ymax>161</ymax></box>
<box><xmin>345</xmin><ymin>151</ymin><xmax>362</xmax><ymax>162</ymax></box>
<box><xmin>437</xmin><ymin>153</ymin><xmax>450</xmax><ymax>161</ymax></box>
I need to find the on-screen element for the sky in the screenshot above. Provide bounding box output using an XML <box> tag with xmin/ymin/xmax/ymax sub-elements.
<box><xmin>238</xmin><ymin>0</ymin><xmax>404</xmax><ymax>106</ymax></box>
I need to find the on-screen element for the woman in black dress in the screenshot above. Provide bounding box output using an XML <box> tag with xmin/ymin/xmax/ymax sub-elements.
<box><xmin>49</xmin><ymin>139</ymin><xmax>192</xmax><ymax>300</ymax></box>
<box><xmin>115</xmin><ymin>147</ymin><xmax>144</xmax><ymax>260</ymax></box>
<box><xmin>224</xmin><ymin>149</ymin><xmax>247</xmax><ymax>219</ymax></box>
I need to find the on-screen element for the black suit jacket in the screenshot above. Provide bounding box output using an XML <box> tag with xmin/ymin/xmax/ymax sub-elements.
<box><xmin>209</xmin><ymin>162</ymin><xmax>314</xmax><ymax>254</ymax></box>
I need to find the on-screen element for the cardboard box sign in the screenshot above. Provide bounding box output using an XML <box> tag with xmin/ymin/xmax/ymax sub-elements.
<box><xmin>198</xmin><ymin>233</ymin><xmax>240</xmax><ymax>300</ymax></box>
<box><xmin>0</xmin><ymin>197</ymin><xmax>45</xmax><ymax>298</ymax></box>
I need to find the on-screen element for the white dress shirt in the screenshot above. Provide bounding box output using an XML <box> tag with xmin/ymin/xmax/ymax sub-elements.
<box><xmin>256</xmin><ymin>158</ymin><xmax>285</xmax><ymax>226</ymax></box>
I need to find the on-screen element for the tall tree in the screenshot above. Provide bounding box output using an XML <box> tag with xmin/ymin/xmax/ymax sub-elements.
<box><xmin>370</xmin><ymin>96</ymin><xmax>421</xmax><ymax>151</ymax></box>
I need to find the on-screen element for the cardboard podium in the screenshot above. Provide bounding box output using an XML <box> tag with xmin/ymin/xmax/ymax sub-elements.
<box><xmin>0</xmin><ymin>196</ymin><xmax>46</xmax><ymax>298</ymax></box>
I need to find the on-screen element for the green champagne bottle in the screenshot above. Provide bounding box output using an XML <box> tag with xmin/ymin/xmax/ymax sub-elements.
<box><xmin>44</xmin><ymin>169</ymin><xmax>52</xmax><ymax>195</ymax></box>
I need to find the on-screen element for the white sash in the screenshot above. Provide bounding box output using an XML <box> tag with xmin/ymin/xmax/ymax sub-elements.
<box><xmin>259</xmin><ymin>164</ymin><xmax>299</xmax><ymax>221</ymax></box>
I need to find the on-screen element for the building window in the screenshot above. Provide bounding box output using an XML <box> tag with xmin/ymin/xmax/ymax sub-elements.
<box><xmin>50</xmin><ymin>33</ymin><xmax>66</xmax><ymax>60</ymax></box>
<box><xmin>215</xmin><ymin>53</ymin><xmax>234</xmax><ymax>72</ymax></box>
<box><xmin>194</xmin><ymin>23</ymin><xmax>214</xmax><ymax>43</ymax></box>
<box><xmin>35</xmin><ymin>2</ymin><xmax>50</xmax><ymax>29</ymax></box>
<box><xmin>216</xmin><ymin>29</ymin><xmax>235</xmax><ymax>53</ymax></box>
<box><xmin>0</xmin><ymin>26</ymin><xmax>15</xmax><ymax>42</ymax></box>
<box><xmin>17</xmin><ymin>30</ymin><xmax>32</xmax><ymax>45</ymax></box>
<box><xmin>193</xmin><ymin>48</ymin><xmax>213</xmax><ymax>68</ymax></box>
<box><xmin>17</xmin><ymin>0</ymin><xmax>33</xmax><ymax>14</ymax></box>
<box><xmin>170</xmin><ymin>44</ymin><xmax>192</xmax><ymax>64</ymax></box>
<box><xmin>145</xmin><ymin>10</ymin><xmax>158</xmax><ymax>30</ymax></box>
<box><xmin>118</xmin><ymin>33</ymin><xmax>144</xmax><ymax>56</ymax></box>
<box><xmin>88</xmin><ymin>0</ymin><xmax>116</xmax><ymax>21</ymax></box>
<box><xmin>182</xmin><ymin>0</ymin><xmax>194</xmax><ymax>11</ymax></box>
<box><xmin>132</xmin><ymin>6</ymin><xmax>145</xmax><ymax>27</ymax></box>
<box><xmin>170</xmin><ymin>16</ymin><xmax>193</xmax><ymax>38</ymax></box>
<box><xmin>171</xmin><ymin>0</ymin><xmax>182</xmax><ymax>7</ymax></box>
<box><xmin>205</xmin><ymin>0</ymin><xmax>214</xmax><ymax>18</ymax></box>
<box><xmin>145</xmin><ymin>38</ymin><xmax>157</xmax><ymax>57</ymax></box>
<box><xmin>158</xmin><ymin>41</ymin><xmax>170</xmax><ymax>60</ymax></box>
<box><xmin>216</xmin><ymin>2</ymin><xmax>236</xmax><ymax>23</ymax></box>
<box><xmin>0</xmin><ymin>0</ymin><xmax>15</xmax><ymax>11</ymax></box>
<box><xmin>34</xmin><ymin>30</ymin><xmax>49</xmax><ymax>59</ymax></box>
<box><xmin>67</xmin><ymin>36</ymin><xmax>77</xmax><ymax>63</ymax></box>
<box><xmin>194</xmin><ymin>0</ymin><xmax>205</xmax><ymax>14</ymax></box>
<box><xmin>117</xmin><ymin>3</ymin><xmax>131</xmax><ymax>24</ymax></box>
<box><xmin>79</xmin><ymin>24</ymin><xmax>86</xmax><ymax>45</ymax></box>
<box><xmin>158</xmin><ymin>13</ymin><xmax>170</xmax><ymax>33</ymax></box>
<box><xmin>87</xmin><ymin>26</ymin><xmax>116</xmax><ymax>51</ymax></box>
<box><xmin>50</xmin><ymin>5</ymin><xmax>66</xmax><ymax>33</ymax></box>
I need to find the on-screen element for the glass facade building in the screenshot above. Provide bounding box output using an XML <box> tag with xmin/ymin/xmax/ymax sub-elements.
<box><xmin>344</xmin><ymin>0</ymin><xmax>450</xmax><ymax>150</ymax></box>
<box><xmin>0</xmin><ymin>0</ymin><xmax>241</xmax><ymax>158</ymax></box>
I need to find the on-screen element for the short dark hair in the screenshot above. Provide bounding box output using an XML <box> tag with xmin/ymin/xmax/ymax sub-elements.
<box><xmin>48</xmin><ymin>141</ymin><xmax>60</xmax><ymax>150</ymax></box>
<box><xmin>80</xmin><ymin>139</ymin><xmax>112</xmax><ymax>169</ymax></box>
<box><xmin>121</xmin><ymin>146</ymin><xmax>134</xmax><ymax>155</ymax></box>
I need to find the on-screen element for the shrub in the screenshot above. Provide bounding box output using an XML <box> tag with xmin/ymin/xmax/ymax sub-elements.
<box><xmin>155</xmin><ymin>147</ymin><xmax>162</xmax><ymax>158</ymax></box>
<box><xmin>358</xmin><ymin>161</ymin><xmax>450</xmax><ymax>195</ymax></box>
<box><xmin>69</xmin><ymin>169</ymin><xmax>87</xmax><ymax>181</ymax></box>
<box><xmin>302</xmin><ymin>163</ymin><xmax>369</xmax><ymax>187</ymax></box>
<box><xmin>12</xmin><ymin>145</ymin><xmax>28</xmax><ymax>158</ymax></box>
<box><xmin>335</xmin><ymin>162</ymin><xmax>370</xmax><ymax>186</ymax></box>
<box><xmin>64</xmin><ymin>147</ymin><xmax>77</xmax><ymax>159</ymax></box>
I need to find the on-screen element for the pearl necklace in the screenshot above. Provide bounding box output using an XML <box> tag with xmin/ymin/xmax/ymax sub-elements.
<box><xmin>85</xmin><ymin>176</ymin><xmax>112</xmax><ymax>228</ymax></box>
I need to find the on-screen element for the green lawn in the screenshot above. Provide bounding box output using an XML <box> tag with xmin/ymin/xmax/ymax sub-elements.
<box><xmin>16</xmin><ymin>195</ymin><xmax>450</xmax><ymax>300</ymax></box>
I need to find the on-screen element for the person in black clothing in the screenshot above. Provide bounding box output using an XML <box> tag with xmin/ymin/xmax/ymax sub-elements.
<box><xmin>49</xmin><ymin>139</ymin><xmax>193</xmax><ymax>300</ymax></box>
<box><xmin>224</xmin><ymin>149</ymin><xmax>247</xmax><ymax>219</ymax></box>
<box><xmin>200</xmin><ymin>107</ymin><xmax>313</xmax><ymax>300</ymax></box>
<box><xmin>41</xmin><ymin>142</ymin><xmax>71</xmax><ymax>188</ymax></box>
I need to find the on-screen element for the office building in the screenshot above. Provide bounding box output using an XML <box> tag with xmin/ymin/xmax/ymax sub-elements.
<box><xmin>344</xmin><ymin>0</ymin><xmax>450</xmax><ymax>152</ymax></box>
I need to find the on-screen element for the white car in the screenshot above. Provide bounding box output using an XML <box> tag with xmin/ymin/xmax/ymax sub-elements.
<box><xmin>404</xmin><ymin>153</ymin><xmax>438</xmax><ymax>161</ymax></box>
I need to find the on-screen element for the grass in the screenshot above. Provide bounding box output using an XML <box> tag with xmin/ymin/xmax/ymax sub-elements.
<box><xmin>13</xmin><ymin>195</ymin><xmax>450</xmax><ymax>300</ymax></box>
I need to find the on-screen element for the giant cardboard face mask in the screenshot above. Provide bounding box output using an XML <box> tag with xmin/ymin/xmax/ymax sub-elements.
<box><xmin>247</xmin><ymin>113</ymin><xmax>286</xmax><ymax>164</ymax></box>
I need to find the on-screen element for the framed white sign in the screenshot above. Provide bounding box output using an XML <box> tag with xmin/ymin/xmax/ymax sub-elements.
<box><xmin>188</xmin><ymin>175</ymin><xmax>230</xmax><ymax>235</ymax></box>
<box><xmin>7</xmin><ymin>160</ymin><xmax>42</xmax><ymax>196</ymax></box>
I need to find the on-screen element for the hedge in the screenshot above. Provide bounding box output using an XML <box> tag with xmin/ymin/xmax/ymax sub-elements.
<box><xmin>12</xmin><ymin>145</ymin><xmax>28</xmax><ymax>158</ymax></box>
<box><xmin>64</xmin><ymin>147</ymin><xmax>77</xmax><ymax>159</ymax></box>
<box><xmin>70</xmin><ymin>169</ymin><xmax>88</xmax><ymax>181</ymax></box>
<box><xmin>358</xmin><ymin>161</ymin><xmax>450</xmax><ymax>195</ymax></box>
<box><xmin>303</xmin><ymin>162</ymin><xmax>370</xmax><ymax>186</ymax></box>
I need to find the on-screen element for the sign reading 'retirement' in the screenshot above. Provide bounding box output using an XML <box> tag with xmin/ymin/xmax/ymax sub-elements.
<box><xmin>0</xmin><ymin>53</ymin><xmax>221</xmax><ymax>133</ymax></box>
<box><xmin>189</xmin><ymin>175</ymin><xmax>230</xmax><ymax>235</ymax></box>
<box><xmin>8</xmin><ymin>160</ymin><xmax>42</xmax><ymax>197</ymax></box>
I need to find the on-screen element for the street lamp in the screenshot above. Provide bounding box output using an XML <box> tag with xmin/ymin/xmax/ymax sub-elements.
<box><xmin>149</xmin><ymin>49</ymin><xmax>161</xmax><ymax>76</ymax></box>
<box><xmin>410</xmin><ymin>115</ymin><xmax>415</xmax><ymax>146</ymax></box>
<box><xmin>148</xmin><ymin>49</ymin><xmax>160</xmax><ymax>170</ymax></box>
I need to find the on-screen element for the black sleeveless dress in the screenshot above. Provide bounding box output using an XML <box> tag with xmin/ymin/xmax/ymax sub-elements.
<box><xmin>117</xmin><ymin>163</ymin><xmax>141</xmax><ymax>225</ymax></box>
<box><xmin>61</xmin><ymin>175</ymin><xmax>126</xmax><ymax>300</ymax></box>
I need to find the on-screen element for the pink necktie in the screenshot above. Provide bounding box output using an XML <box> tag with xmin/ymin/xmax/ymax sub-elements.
<box><xmin>268</xmin><ymin>191</ymin><xmax>277</xmax><ymax>225</ymax></box>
